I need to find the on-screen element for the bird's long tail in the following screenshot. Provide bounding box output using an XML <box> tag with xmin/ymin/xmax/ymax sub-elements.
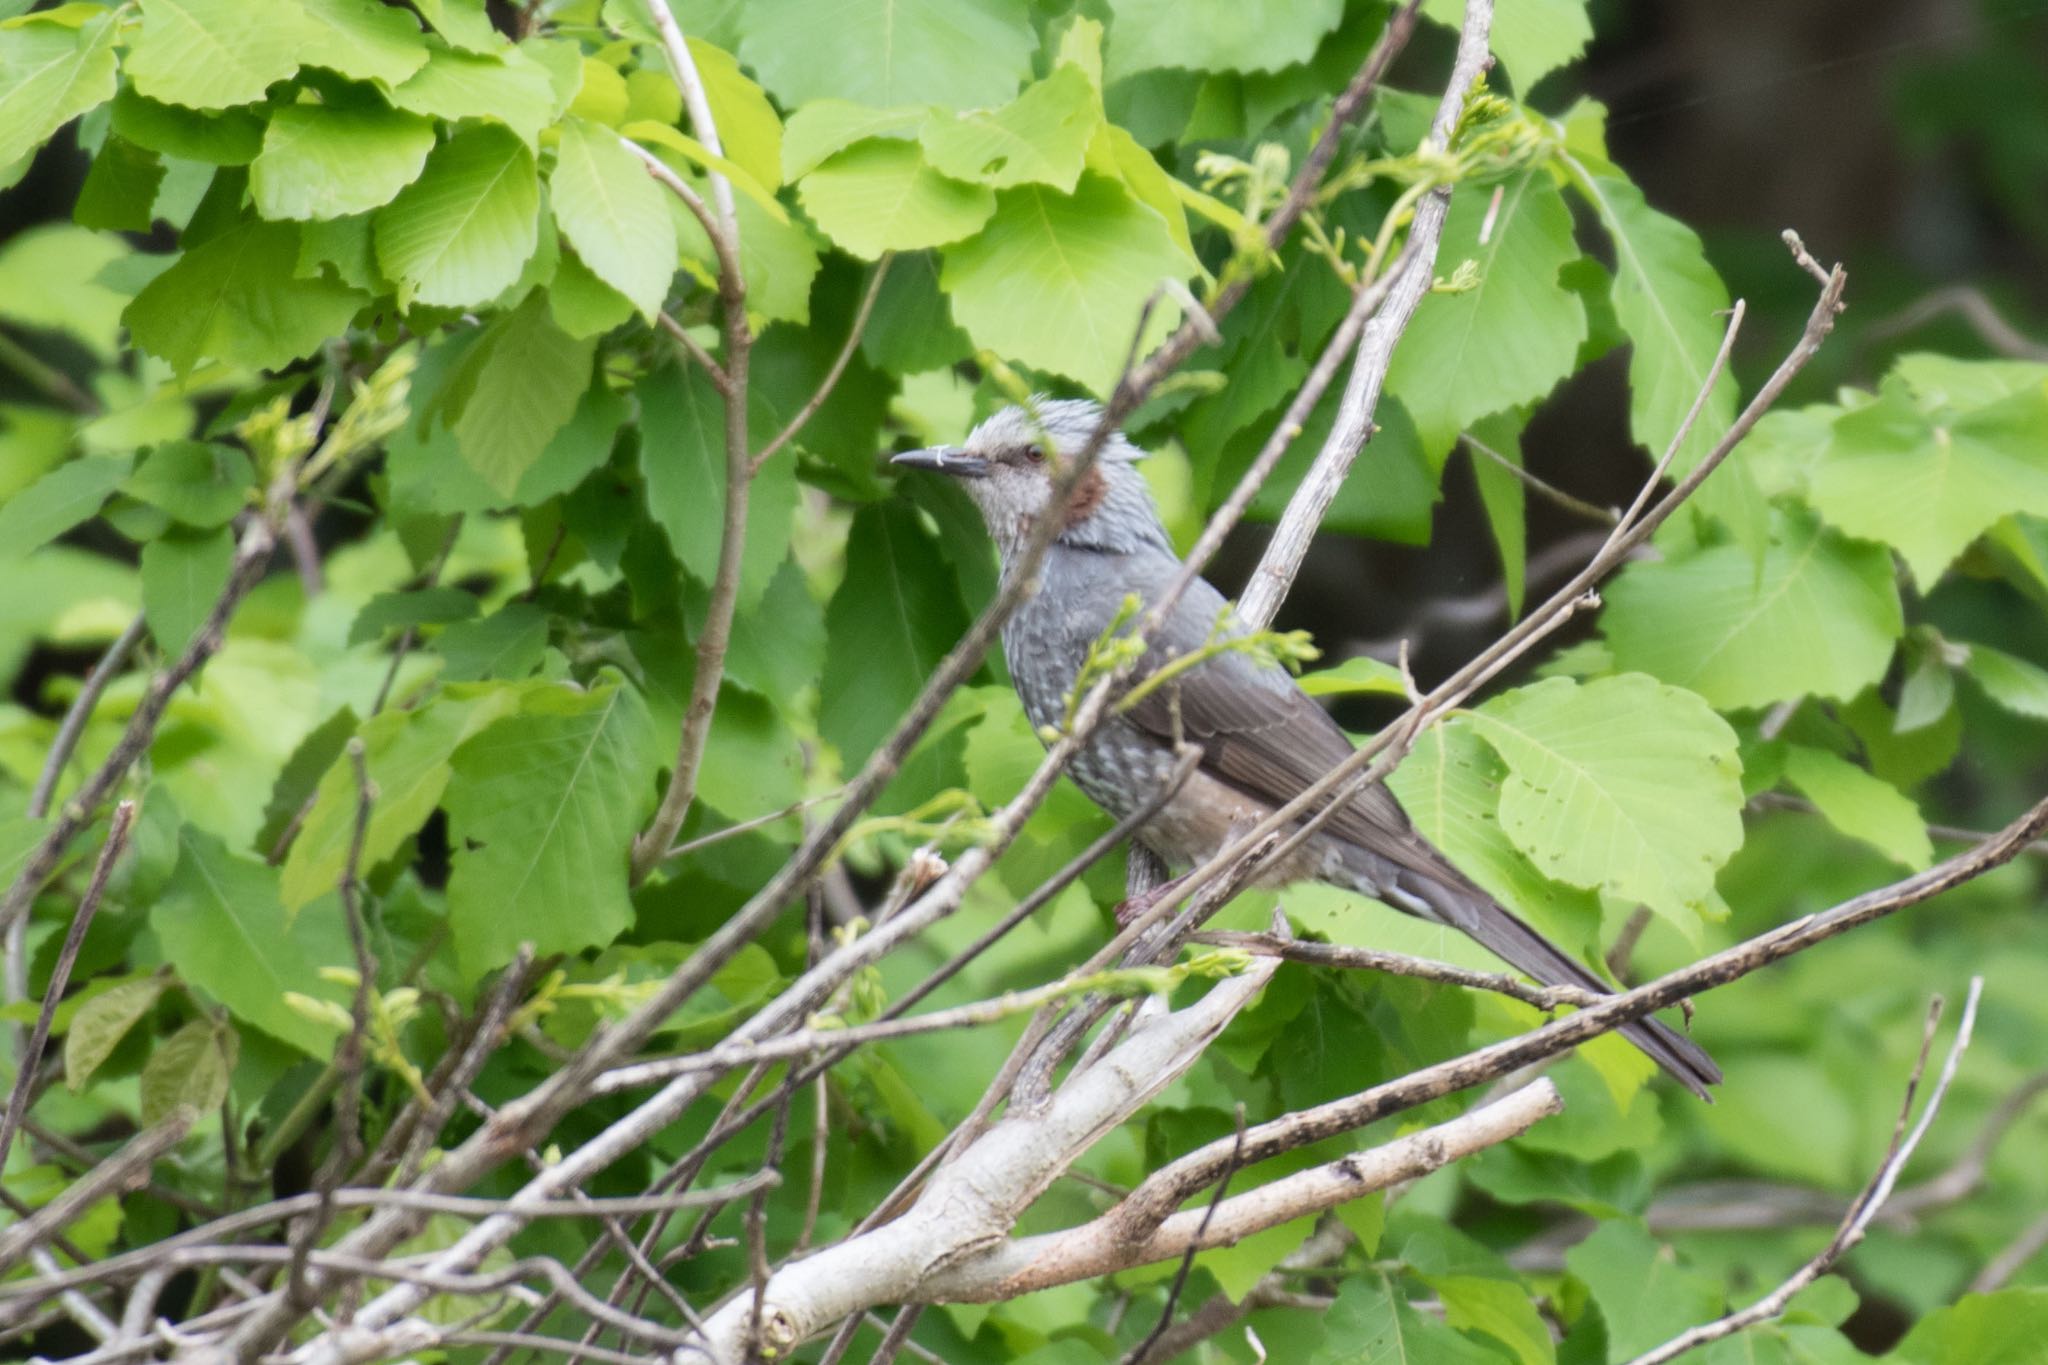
<box><xmin>1380</xmin><ymin>862</ymin><xmax>1721</xmax><ymax>1099</ymax></box>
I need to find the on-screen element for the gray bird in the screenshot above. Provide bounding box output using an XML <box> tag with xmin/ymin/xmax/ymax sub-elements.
<box><xmin>892</xmin><ymin>398</ymin><xmax>1720</xmax><ymax>1097</ymax></box>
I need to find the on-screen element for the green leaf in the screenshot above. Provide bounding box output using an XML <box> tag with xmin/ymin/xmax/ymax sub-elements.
<box><xmin>1466</xmin><ymin>412</ymin><xmax>1528</xmax><ymax>618</ymax></box>
<box><xmin>250</xmin><ymin>101</ymin><xmax>436</xmax><ymax>222</ymax></box>
<box><xmin>74</xmin><ymin>135</ymin><xmax>168</xmax><ymax>232</ymax></box>
<box><xmin>1309</xmin><ymin>1272</ymin><xmax>1505</xmax><ymax>1364</ymax></box>
<box><xmin>1808</xmin><ymin>380</ymin><xmax>2048</xmax><ymax>587</ymax></box>
<box><xmin>140</xmin><ymin>527</ymin><xmax>235</xmax><ymax>657</ymax></box>
<box><xmin>297</xmin><ymin>0</ymin><xmax>430</xmax><ymax>86</ymax></box>
<box><xmin>123</xmin><ymin>441</ymin><xmax>254</xmax><ymax>528</ymax></box>
<box><xmin>1385</xmin><ymin>720</ymin><xmax>1604</xmax><ymax>958</ymax></box>
<box><xmin>0</xmin><ymin>456</ymin><xmax>131</xmax><ymax>555</ymax></box>
<box><xmin>686</xmin><ymin>37</ymin><xmax>782</xmax><ymax>190</ymax></box>
<box><xmin>1464</xmin><ymin>1144</ymin><xmax>1647</xmax><ymax>1219</ymax></box>
<box><xmin>1962</xmin><ymin>642</ymin><xmax>2048</xmax><ymax>721</ymax></box>
<box><xmin>636</xmin><ymin>361</ymin><xmax>796</xmax><ymax>608</ymax></box>
<box><xmin>125</xmin><ymin>218</ymin><xmax>368</xmax><ymax>372</ymax></box>
<box><xmin>140</xmin><ymin>1017</ymin><xmax>236</xmax><ymax>1124</ymax></box>
<box><xmin>0</xmin><ymin>223</ymin><xmax>130</xmax><ymax>359</ymax></box>
<box><xmin>549</xmin><ymin>248</ymin><xmax>638</xmax><ymax>338</ymax></box>
<box><xmin>347</xmin><ymin>586</ymin><xmax>478</xmax><ymax>645</ymax></box>
<box><xmin>64</xmin><ymin>976</ymin><xmax>166</xmax><ymax>1091</ymax></box>
<box><xmin>1424</xmin><ymin>0</ymin><xmax>1589</xmax><ymax>91</ymax></box>
<box><xmin>1889</xmin><ymin>1289</ymin><xmax>2048</xmax><ymax>1365</ymax></box>
<box><xmin>1602</xmin><ymin>513</ymin><xmax>1904</xmax><ymax>711</ymax></box>
<box><xmin>737</xmin><ymin>0</ymin><xmax>1036</xmax><ymax>111</ymax></box>
<box><xmin>156</xmin><ymin>826</ymin><xmax>354</xmax><ymax>1056</ymax></box>
<box><xmin>550</xmin><ymin>117</ymin><xmax>678</xmax><ymax>318</ymax></box>
<box><xmin>781</xmin><ymin>100</ymin><xmax>923</xmax><ymax>181</ymax></box>
<box><xmin>436</xmin><ymin>290</ymin><xmax>595</xmax><ymax>497</ymax></box>
<box><xmin>1780</xmin><ymin>745</ymin><xmax>1932</xmax><ymax>870</ymax></box>
<box><xmin>1105</xmin><ymin>0</ymin><xmax>1344</xmax><ymax>77</ymax></box>
<box><xmin>1565</xmin><ymin>1221</ymin><xmax>1722</xmax><ymax>1361</ymax></box>
<box><xmin>799</xmin><ymin>139</ymin><xmax>996</xmax><ymax>260</ymax></box>
<box><xmin>1465</xmin><ymin>674</ymin><xmax>1743</xmax><ymax>929</ymax></box>
<box><xmin>919</xmin><ymin>63</ymin><xmax>1100</xmax><ymax>192</ymax></box>
<box><xmin>374</xmin><ymin>124</ymin><xmax>540</xmax><ymax>308</ymax></box>
<box><xmin>108</xmin><ymin>86</ymin><xmax>266</xmax><ymax>164</ymax></box>
<box><xmin>1570</xmin><ymin>163</ymin><xmax>1743</xmax><ymax>509</ymax></box>
<box><xmin>1299</xmin><ymin>655</ymin><xmax>1408</xmax><ymax>698</ymax></box>
<box><xmin>1427</xmin><ymin>1275</ymin><xmax>1554</xmax><ymax>1365</ymax></box>
<box><xmin>282</xmin><ymin>691</ymin><xmax>520</xmax><ymax>910</ymax></box>
<box><xmin>385</xmin><ymin>42</ymin><xmax>556</xmax><ymax>145</ymax></box>
<box><xmin>1385</xmin><ymin>175</ymin><xmax>1587</xmax><ymax>456</ymax></box>
<box><xmin>436</xmin><ymin>603</ymin><xmax>548</xmax><ymax>682</ymax></box>
<box><xmin>126</xmin><ymin>0</ymin><xmax>312</xmax><ymax>111</ymax></box>
<box><xmin>0</xmin><ymin>13</ymin><xmax>117</xmax><ymax>169</ymax></box>
<box><xmin>941</xmin><ymin>174</ymin><xmax>1191</xmax><ymax>396</ymax></box>
<box><xmin>819</xmin><ymin>501</ymin><xmax>971</xmax><ymax>767</ymax></box>
<box><xmin>443</xmin><ymin>678</ymin><xmax>659</xmax><ymax>974</ymax></box>
<box><xmin>257</xmin><ymin>704</ymin><xmax>359</xmax><ymax>856</ymax></box>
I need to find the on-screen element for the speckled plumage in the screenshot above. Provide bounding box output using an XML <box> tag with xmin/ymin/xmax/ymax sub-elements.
<box><xmin>893</xmin><ymin>398</ymin><xmax>1720</xmax><ymax>1097</ymax></box>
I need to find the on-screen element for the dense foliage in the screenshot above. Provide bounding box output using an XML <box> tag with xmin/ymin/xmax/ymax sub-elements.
<box><xmin>0</xmin><ymin>0</ymin><xmax>2045</xmax><ymax>1361</ymax></box>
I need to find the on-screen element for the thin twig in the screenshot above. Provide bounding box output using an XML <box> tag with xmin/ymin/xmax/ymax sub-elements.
<box><xmin>0</xmin><ymin>801</ymin><xmax>134</xmax><ymax>1172</ymax></box>
<box><xmin>1190</xmin><ymin>931</ymin><xmax>1604</xmax><ymax>1010</ymax></box>
<box><xmin>1623</xmin><ymin>979</ymin><xmax>1983</xmax><ymax>1365</ymax></box>
<box><xmin>751</xmin><ymin>254</ymin><xmax>894</xmax><ymax>473</ymax></box>
<box><xmin>657</xmin><ymin>311</ymin><xmax>731</xmax><ymax>396</ymax></box>
<box><xmin>27</xmin><ymin>615</ymin><xmax>148</xmax><ymax>820</ymax></box>
<box><xmin>0</xmin><ymin>1107</ymin><xmax>196</xmax><ymax>1271</ymax></box>
<box><xmin>1125</xmin><ymin>1109</ymin><xmax>1247</xmax><ymax>1365</ymax></box>
<box><xmin>1462</xmin><ymin>430</ymin><xmax>1618</xmax><ymax>525</ymax></box>
<box><xmin>1862</xmin><ymin>282</ymin><xmax>2048</xmax><ymax>362</ymax></box>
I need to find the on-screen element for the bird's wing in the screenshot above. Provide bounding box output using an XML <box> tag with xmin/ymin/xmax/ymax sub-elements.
<box><xmin>1122</xmin><ymin>605</ymin><xmax>1447</xmax><ymax>879</ymax></box>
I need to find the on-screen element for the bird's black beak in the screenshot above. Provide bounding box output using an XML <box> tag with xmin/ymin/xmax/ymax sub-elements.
<box><xmin>890</xmin><ymin>446</ymin><xmax>990</xmax><ymax>479</ymax></box>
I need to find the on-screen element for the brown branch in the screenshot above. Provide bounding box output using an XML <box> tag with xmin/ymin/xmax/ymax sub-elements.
<box><xmin>0</xmin><ymin>1107</ymin><xmax>196</xmax><ymax>1272</ymax></box>
<box><xmin>27</xmin><ymin>614</ymin><xmax>147</xmax><ymax>820</ymax></box>
<box><xmin>1462</xmin><ymin>429</ymin><xmax>1618</xmax><ymax>525</ymax></box>
<box><xmin>0</xmin><ymin>801</ymin><xmax>134</xmax><ymax>1173</ymax></box>
<box><xmin>1624</xmin><ymin>980</ymin><xmax>1983</xmax><ymax>1365</ymax></box>
<box><xmin>1190</xmin><ymin>930</ymin><xmax>1604</xmax><ymax>1010</ymax></box>
<box><xmin>656</xmin><ymin>310</ymin><xmax>731</xmax><ymax>396</ymax></box>
<box><xmin>1863</xmin><ymin>282</ymin><xmax>2048</xmax><ymax>363</ymax></box>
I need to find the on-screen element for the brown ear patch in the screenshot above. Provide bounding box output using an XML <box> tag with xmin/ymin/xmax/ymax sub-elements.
<box><xmin>1063</xmin><ymin>463</ymin><xmax>1109</xmax><ymax>528</ymax></box>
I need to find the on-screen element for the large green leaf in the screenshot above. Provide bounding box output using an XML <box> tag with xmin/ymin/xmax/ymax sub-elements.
<box><xmin>140</xmin><ymin>1017</ymin><xmax>236</xmax><ymax>1124</ymax></box>
<box><xmin>443</xmin><ymin>679</ymin><xmax>659</xmax><ymax>974</ymax></box>
<box><xmin>0</xmin><ymin>224</ymin><xmax>129</xmax><ymax>359</ymax></box>
<box><xmin>374</xmin><ymin>124</ymin><xmax>540</xmax><ymax>307</ymax></box>
<box><xmin>108</xmin><ymin>87</ymin><xmax>266</xmax><ymax>164</ymax></box>
<box><xmin>636</xmin><ymin>361</ymin><xmax>796</xmax><ymax>609</ymax></box>
<box><xmin>250</xmin><ymin>102</ymin><xmax>436</xmax><ymax>222</ymax></box>
<box><xmin>1564</xmin><ymin>1221</ymin><xmax>1722</xmax><ymax>1360</ymax></box>
<box><xmin>1889</xmin><ymin>1289</ymin><xmax>2048</xmax><ymax>1365</ymax></box>
<box><xmin>281</xmin><ymin>690</ymin><xmax>520</xmax><ymax>910</ymax></box>
<box><xmin>123</xmin><ymin>441</ymin><xmax>254</xmax><ymax>529</ymax></box>
<box><xmin>1780</xmin><ymin>745</ymin><xmax>1932</xmax><ymax>870</ymax></box>
<box><xmin>64</xmin><ymin>976</ymin><xmax>167</xmax><ymax>1092</ymax></box>
<box><xmin>140</xmin><ymin>527</ymin><xmax>235</xmax><ymax>658</ymax></box>
<box><xmin>0</xmin><ymin>14</ymin><xmax>118</xmax><ymax>169</ymax></box>
<box><xmin>155</xmin><ymin>826</ymin><xmax>354</xmax><ymax>1056</ymax></box>
<box><xmin>1963</xmin><ymin>641</ymin><xmax>2048</xmax><ymax>721</ymax></box>
<box><xmin>819</xmin><ymin>501</ymin><xmax>971</xmax><ymax>767</ymax></box>
<box><xmin>124</xmin><ymin>219</ymin><xmax>368</xmax><ymax>372</ymax></box>
<box><xmin>1106</xmin><ymin>0</ymin><xmax>1345</xmax><ymax>77</ymax></box>
<box><xmin>1423</xmin><ymin>0</ymin><xmax>1589</xmax><ymax>91</ymax></box>
<box><xmin>737</xmin><ymin>0</ymin><xmax>1036</xmax><ymax>111</ymax></box>
<box><xmin>798</xmin><ymin>139</ymin><xmax>996</xmax><ymax>260</ymax></box>
<box><xmin>550</xmin><ymin>117</ymin><xmax>677</xmax><ymax>320</ymax></box>
<box><xmin>0</xmin><ymin>456</ymin><xmax>131</xmax><ymax>556</ymax></box>
<box><xmin>1386</xmin><ymin>174</ymin><xmax>1588</xmax><ymax>456</ymax></box>
<box><xmin>126</xmin><ymin>0</ymin><xmax>313</xmax><ymax>111</ymax></box>
<box><xmin>297</xmin><ymin>0</ymin><xmax>430</xmax><ymax>86</ymax></box>
<box><xmin>1308</xmin><ymin>1272</ymin><xmax>1505</xmax><ymax>1364</ymax></box>
<box><xmin>781</xmin><ymin>100</ymin><xmax>924</xmax><ymax>181</ymax></box>
<box><xmin>941</xmin><ymin>174</ymin><xmax>1190</xmax><ymax>396</ymax></box>
<box><xmin>1465</xmin><ymin>674</ymin><xmax>1743</xmax><ymax>930</ymax></box>
<box><xmin>1601</xmin><ymin>513</ymin><xmax>1904</xmax><ymax>711</ymax></box>
<box><xmin>385</xmin><ymin>43</ymin><xmax>556</xmax><ymax>145</ymax></box>
<box><xmin>435</xmin><ymin>291</ymin><xmax>596</xmax><ymax>497</ymax></box>
<box><xmin>1808</xmin><ymin>380</ymin><xmax>2048</xmax><ymax>587</ymax></box>
<box><xmin>1386</xmin><ymin>719</ymin><xmax>1603</xmax><ymax>959</ymax></box>
<box><xmin>919</xmin><ymin>63</ymin><xmax>1100</xmax><ymax>192</ymax></box>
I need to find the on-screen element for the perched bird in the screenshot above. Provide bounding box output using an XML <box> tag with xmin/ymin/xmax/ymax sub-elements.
<box><xmin>892</xmin><ymin>398</ymin><xmax>1720</xmax><ymax>1097</ymax></box>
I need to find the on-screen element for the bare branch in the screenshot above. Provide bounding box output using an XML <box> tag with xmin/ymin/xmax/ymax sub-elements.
<box><xmin>1191</xmin><ymin>930</ymin><xmax>1605</xmax><ymax>1010</ymax></box>
<box><xmin>1623</xmin><ymin>979</ymin><xmax>1983</xmax><ymax>1365</ymax></box>
<box><xmin>643</xmin><ymin>0</ymin><xmax>737</xmax><ymax>241</ymax></box>
<box><xmin>27</xmin><ymin>615</ymin><xmax>147</xmax><ymax>820</ymax></box>
<box><xmin>0</xmin><ymin>801</ymin><xmax>134</xmax><ymax>1172</ymax></box>
<box><xmin>1462</xmin><ymin>430</ymin><xmax>1618</xmax><ymax>525</ymax></box>
<box><xmin>752</xmin><ymin>255</ymin><xmax>893</xmax><ymax>473</ymax></box>
<box><xmin>1862</xmin><ymin>282</ymin><xmax>2048</xmax><ymax>362</ymax></box>
<box><xmin>0</xmin><ymin>1107</ymin><xmax>196</xmax><ymax>1271</ymax></box>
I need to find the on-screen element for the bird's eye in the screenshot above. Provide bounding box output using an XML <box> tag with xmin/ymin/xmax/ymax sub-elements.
<box><xmin>1023</xmin><ymin>444</ymin><xmax>1045</xmax><ymax>463</ymax></box>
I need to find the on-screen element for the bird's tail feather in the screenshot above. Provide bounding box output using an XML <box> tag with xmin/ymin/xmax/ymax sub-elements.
<box><xmin>1383</xmin><ymin>863</ymin><xmax>1721</xmax><ymax>1100</ymax></box>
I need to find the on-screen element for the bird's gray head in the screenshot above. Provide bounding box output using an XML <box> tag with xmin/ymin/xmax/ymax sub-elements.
<box><xmin>890</xmin><ymin>398</ymin><xmax>1172</xmax><ymax>559</ymax></box>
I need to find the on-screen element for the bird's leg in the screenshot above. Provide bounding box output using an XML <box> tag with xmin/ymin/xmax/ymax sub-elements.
<box><xmin>1114</xmin><ymin>871</ymin><xmax>1192</xmax><ymax>928</ymax></box>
